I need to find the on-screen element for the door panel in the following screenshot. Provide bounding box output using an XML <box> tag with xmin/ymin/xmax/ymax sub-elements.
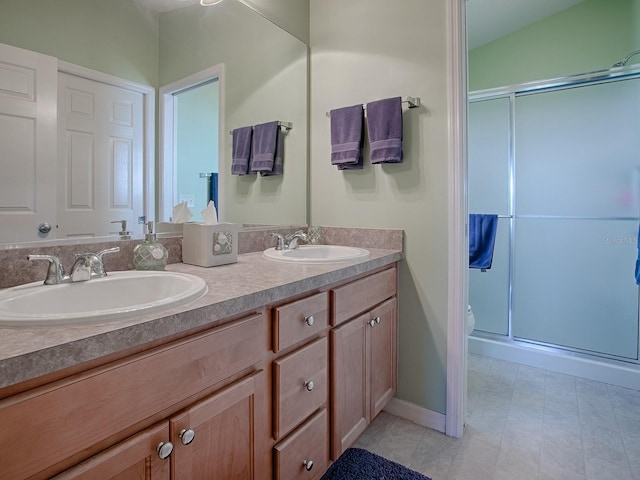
<box><xmin>0</xmin><ymin>43</ymin><xmax>57</xmax><ymax>242</ymax></box>
<box><xmin>51</xmin><ymin>422</ymin><xmax>171</xmax><ymax>480</ymax></box>
<box><xmin>170</xmin><ymin>371</ymin><xmax>266</xmax><ymax>480</ymax></box>
<box><xmin>58</xmin><ymin>72</ymin><xmax>144</xmax><ymax>238</ymax></box>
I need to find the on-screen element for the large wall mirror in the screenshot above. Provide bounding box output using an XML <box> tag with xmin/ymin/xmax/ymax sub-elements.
<box><xmin>0</xmin><ymin>0</ymin><xmax>308</xmax><ymax>245</ymax></box>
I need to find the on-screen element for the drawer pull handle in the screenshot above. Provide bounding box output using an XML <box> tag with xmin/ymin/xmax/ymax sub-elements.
<box><xmin>304</xmin><ymin>380</ymin><xmax>315</xmax><ymax>391</ymax></box>
<box><xmin>156</xmin><ymin>441</ymin><xmax>174</xmax><ymax>460</ymax></box>
<box><xmin>304</xmin><ymin>315</ymin><xmax>315</xmax><ymax>326</ymax></box>
<box><xmin>179</xmin><ymin>428</ymin><xmax>196</xmax><ymax>446</ymax></box>
<box><xmin>303</xmin><ymin>459</ymin><xmax>314</xmax><ymax>471</ymax></box>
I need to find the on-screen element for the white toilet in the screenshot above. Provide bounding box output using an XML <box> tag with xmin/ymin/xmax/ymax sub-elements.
<box><xmin>466</xmin><ymin>305</ymin><xmax>476</xmax><ymax>335</ymax></box>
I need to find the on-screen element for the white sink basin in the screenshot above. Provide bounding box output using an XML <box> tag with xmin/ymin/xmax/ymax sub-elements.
<box><xmin>0</xmin><ymin>271</ymin><xmax>208</xmax><ymax>327</ymax></box>
<box><xmin>263</xmin><ymin>245</ymin><xmax>370</xmax><ymax>264</ymax></box>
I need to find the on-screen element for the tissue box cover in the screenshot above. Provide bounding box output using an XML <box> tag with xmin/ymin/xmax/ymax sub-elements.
<box><xmin>182</xmin><ymin>222</ymin><xmax>239</xmax><ymax>267</ymax></box>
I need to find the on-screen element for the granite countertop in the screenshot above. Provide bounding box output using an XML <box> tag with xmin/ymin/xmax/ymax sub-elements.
<box><xmin>0</xmin><ymin>248</ymin><xmax>402</xmax><ymax>390</ymax></box>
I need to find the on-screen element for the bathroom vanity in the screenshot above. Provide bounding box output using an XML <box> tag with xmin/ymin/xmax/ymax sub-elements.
<box><xmin>0</xmin><ymin>247</ymin><xmax>401</xmax><ymax>480</ymax></box>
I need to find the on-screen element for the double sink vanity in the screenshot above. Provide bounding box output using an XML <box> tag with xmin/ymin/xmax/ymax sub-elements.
<box><xmin>0</xmin><ymin>227</ymin><xmax>402</xmax><ymax>480</ymax></box>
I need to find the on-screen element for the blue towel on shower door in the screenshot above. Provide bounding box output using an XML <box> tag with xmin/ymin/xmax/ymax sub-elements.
<box><xmin>469</xmin><ymin>214</ymin><xmax>498</xmax><ymax>269</ymax></box>
<box><xmin>635</xmin><ymin>223</ymin><xmax>640</xmax><ymax>285</ymax></box>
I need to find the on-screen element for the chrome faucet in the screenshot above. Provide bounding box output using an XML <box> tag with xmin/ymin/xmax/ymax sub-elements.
<box><xmin>27</xmin><ymin>247</ymin><xmax>120</xmax><ymax>285</ymax></box>
<box><xmin>271</xmin><ymin>230</ymin><xmax>309</xmax><ymax>251</ymax></box>
<box><xmin>285</xmin><ymin>230</ymin><xmax>309</xmax><ymax>249</ymax></box>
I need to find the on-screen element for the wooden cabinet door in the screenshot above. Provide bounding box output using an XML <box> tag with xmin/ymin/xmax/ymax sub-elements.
<box><xmin>330</xmin><ymin>313</ymin><xmax>369</xmax><ymax>460</ymax></box>
<box><xmin>51</xmin><ymin>422</ymin><xmax>171</xmax><ymax>480</ymax></box>
<box><xmin>169</xmin><ymin>370</ymin><xmax>267</xmax><ymax>480</ymax></box>
<box><xmin>370</xmin><ymin>298</ymin><xmax>397</xmax><ymax>419</ymax></box>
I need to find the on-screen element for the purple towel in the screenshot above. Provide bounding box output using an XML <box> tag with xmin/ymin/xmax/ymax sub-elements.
<box><xmin>330</xmin><ymin>104</ymin><xmax>364</xmax><ymax>170</ymax></box>
<box><xmin>231</xmin><ymin>126</ymin><xmax>253</xmax><ymax>175</ymax></box>
<box><xmin>366</xmin><ymin>96</ymin><xmax>403</xmax><ymax>164</ymax></box>
<box><xmin>250</xmin><ymin>121</ymin><xmax>279</xmax><ymax>173</ymax></box>
<box><xmin>260</xmin><ymin>126</ymin><xmax>284</xmax><ymax>176</ymax></box>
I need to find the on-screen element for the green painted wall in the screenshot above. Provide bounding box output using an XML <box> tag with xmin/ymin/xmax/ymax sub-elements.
<box><xmin>469</xmin><ymin>0</ymin><xmax>633</xmax><ymax>91</ymax></box>
<box><xmin>633</xmin><ymin>0</ymin><xmax>640</xmax><ymax>48</ymax></box>
<box><xmin>310</xmin><ymin>0</ymin><xmax>451</xmax><ymax>415</ymax></box>
<box><xmin>0</xmin><ymin>0</ymin><xmax>159</xmax><ymax>86</ymax></box>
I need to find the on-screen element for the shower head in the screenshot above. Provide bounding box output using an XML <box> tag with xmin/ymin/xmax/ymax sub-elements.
<box><xmin>611</xmin><ymin>50</ymin><xmax>640</xmax><ymax>68</ymax></box>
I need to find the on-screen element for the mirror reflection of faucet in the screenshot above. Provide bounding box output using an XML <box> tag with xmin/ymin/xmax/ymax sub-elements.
<box><xmin>27</xmin><ymin>247</ymin><xmax>120</xmax><ymax>285</ymax></box>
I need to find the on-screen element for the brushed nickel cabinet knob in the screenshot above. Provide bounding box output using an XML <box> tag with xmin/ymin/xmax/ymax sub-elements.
<box><xmin>156</xmin><ymin>441</ymin><xmax>174</xmax><ymax>460</ymax></box>
<box><xmin>179</xmin><ymin>428</ymin><xmax>196</xmax><ymax>445</ymax></box>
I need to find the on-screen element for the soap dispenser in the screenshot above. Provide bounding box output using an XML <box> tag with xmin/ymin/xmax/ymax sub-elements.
<box><xmin>133</xmin><ymin>221</ymin><xmax>168</xmax><ymax>271</ymax></box>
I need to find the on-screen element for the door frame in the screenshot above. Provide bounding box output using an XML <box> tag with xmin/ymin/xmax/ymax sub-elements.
<box><xmin>159</xmin><ymin>64</ymin><xmax>225</xmax><ymax>222</ymax></box>
<box><xmin>58</xmin><ymin>61</ymin><xmax>156</xmax><ymax>225</ymax></box>
<box><xmin>445</xmin><ymin>0</ymin><xmax>468</xmax><ymax>438</ymax></box>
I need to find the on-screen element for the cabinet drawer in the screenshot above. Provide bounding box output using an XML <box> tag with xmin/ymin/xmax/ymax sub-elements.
<box><xmin>274</xmin><ymin>409</ymin><xmax>328</xmax><ymax>480</ymax></box>
<box><xmin>331</xmin><ymin>267</ymin><xmax>397</xmax><ymax>326</ymax></box>
<box><xmin>273</xmin><ymin>292</ymin><xmax>328</xmax><ymax>352</ymax></box>
<box><xmin>273</xmin><ymin>337</ymin><xmax>327</xmax><ymax>440</ymax></box>
<box><xmin>0</xmin><ymin>313</ymin><xmax>266</xmax><ymax>480</ymax></box>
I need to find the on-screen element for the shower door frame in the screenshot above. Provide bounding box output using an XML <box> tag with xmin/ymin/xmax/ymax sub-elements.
<box><xmin>469</xmin><ymin>64</ymin><xmax>640</xmax><ymax>367</ymax></box>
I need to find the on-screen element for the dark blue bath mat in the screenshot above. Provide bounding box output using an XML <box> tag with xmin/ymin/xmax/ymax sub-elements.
<box><xmin>321</xmin><ymin>447</ymin><xmax>432</xmax><ymax>480</ymax></box>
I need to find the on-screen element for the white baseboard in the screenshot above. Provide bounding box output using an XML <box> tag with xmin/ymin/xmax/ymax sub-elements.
<box><xmin>469</xmin><ymin>335</ymin><xmax>640</xmax><ymax>391</ymax></box>
<box><xmin>383</xmin><ymin>397</ymin><xmax>446</xmax><ymax>433</ymax></box>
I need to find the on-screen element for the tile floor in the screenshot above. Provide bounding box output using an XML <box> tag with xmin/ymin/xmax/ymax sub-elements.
<box><xmin>354</xmin><ymin>354</ymin><xmax>640</xmax><ymax>480</ymax></box>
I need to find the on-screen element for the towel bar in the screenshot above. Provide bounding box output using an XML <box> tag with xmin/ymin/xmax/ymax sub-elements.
<box><xmin>229</xmin><ymin>121</ymin><xmax>292</xmax><ymax>135</ymax></box>
<box><xmin>325</xmin><ymin>96</ymin><xmax>421</xmax><ymax>117</ymax></box>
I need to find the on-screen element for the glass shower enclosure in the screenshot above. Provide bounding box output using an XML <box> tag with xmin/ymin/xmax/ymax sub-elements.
<box><xmin>468</xmin><ymin>71</ymin><xmax>640</xmax><ymax>362</ymax></box>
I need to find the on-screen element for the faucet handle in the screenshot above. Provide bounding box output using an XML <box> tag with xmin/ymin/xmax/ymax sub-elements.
<box><xmin>27</xmin><ymin>254</ymin><xmax>65</xmax><ymax>285</ymax></box>
<box><xmin>95</xmin><ymin>247</ymin><xmax>119</xmax><ymax>277</ymax></box>
<box><xmin>271</xmin><ymin>233</ymin><xmax>286</xmax><ymax>251</ymax></box>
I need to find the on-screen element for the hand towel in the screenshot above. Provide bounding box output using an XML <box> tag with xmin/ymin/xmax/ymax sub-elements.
<box><xmin>330</xmin><ymin>104</ymin><xmax>364</xmax><ymax>170</ymax></box>
<box><xmin>366</xmin><ymin>96</ymin><xmax>403</xmax><ymax>164</ymax></box>
<box><xmin>260</xmin><ymin>125</ymin><xmax>284</xmax><ymax>176</ymax></box>
<box><xmin>469</xmin><ymin>214</ymin><xmax>498</xmax><ymax>269</ymax></box>
<box><xmin>250</xmin><ymin>121</ymin><xmax>279</xmax><ymax>173</ymax></box>
<box><xmin>231</xmin><ymin>126</ymin><xmax>253</xmax><ymax>175</ymax></box>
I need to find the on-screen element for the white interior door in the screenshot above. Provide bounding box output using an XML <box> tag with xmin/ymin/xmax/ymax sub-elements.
<box><xmin>0</xmin><ymin>43</ymin><xmax>57</xmax><ymax>243</ymax></box>
<box><xmin>57</xmin><ymin>72</ymin><xmax>144</xmax><ymax>238</ymax></box>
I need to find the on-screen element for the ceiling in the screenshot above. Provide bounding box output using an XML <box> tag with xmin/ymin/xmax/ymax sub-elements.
<box><xmin>466</xmin><ymin>0</ymin><xmax>585</xmax><ymax>49</ymax></box>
